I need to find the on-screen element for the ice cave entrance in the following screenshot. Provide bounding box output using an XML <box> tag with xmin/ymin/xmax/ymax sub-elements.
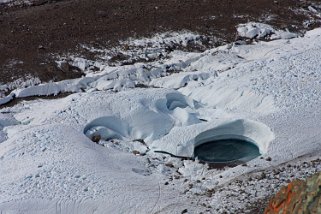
<box><xmin>194</xmin><ymin>138</ymin><xmax>260</xmax><ymax>163</ymax></box>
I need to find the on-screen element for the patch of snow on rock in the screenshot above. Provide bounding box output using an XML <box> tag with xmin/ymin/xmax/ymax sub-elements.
<box><xmin>237</xmin><ymin>22</ymin><xmax>297</xmax><ymax>40</ymax></box>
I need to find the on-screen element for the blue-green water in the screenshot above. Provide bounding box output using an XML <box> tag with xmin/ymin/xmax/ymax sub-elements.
<box><xmin>194</xmin><ymin>139</ymin><xmax>260</xmax><ymax>163</ymax></box>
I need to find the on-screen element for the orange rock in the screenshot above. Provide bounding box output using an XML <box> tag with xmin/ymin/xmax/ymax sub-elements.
<box><xmin>264</xmin><ymin>172</ymin><xmax>321</xmax><ymax>214</ymax></box>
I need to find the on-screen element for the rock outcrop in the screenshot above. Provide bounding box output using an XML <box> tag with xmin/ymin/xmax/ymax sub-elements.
<box><xmin>265</xmin><ymin>172</ymin><xmax>321</xmax><ymax>214</ymax></box>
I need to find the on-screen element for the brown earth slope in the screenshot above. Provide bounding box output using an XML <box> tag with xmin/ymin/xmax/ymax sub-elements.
<box><xmin>0</xmin><ymin>0</ymin><xmax>321</xmax><ymax>84</ymax></box>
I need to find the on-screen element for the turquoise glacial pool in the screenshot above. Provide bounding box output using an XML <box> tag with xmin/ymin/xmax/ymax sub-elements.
<box><xmin>194</xmin><ymin>139</ymin><xmax>260</xmax><ymax>163</ymax></box>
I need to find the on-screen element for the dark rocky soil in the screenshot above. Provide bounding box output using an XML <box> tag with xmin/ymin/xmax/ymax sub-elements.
<box><xmin>0</xmin><ymin>0</ymin><xmax>321</xmax><ymax>84</ymax></box>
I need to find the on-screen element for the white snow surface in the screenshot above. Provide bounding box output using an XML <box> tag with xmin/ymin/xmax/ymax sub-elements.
<box><xmin>237</xmin><ymin>22</ymin><xmax>297</xmax><ymax>39</ymax></box>
<box><xmin>0</xmin><ymin>0</ymin><xmax>31</xmax><ymax>5</ymax></box>
<box><xmin>0</xmin><ymin>0</ymin><xmax>28</xmax><ymax>6</ymax></box>
<box><xmin>1</xmin><ymin>27</ymin><xmax>321</xmax><ymax>213</ymax></box>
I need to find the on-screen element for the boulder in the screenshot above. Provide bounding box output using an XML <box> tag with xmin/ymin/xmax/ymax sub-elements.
<box><xmin>264</xmin><ymin>172</ymin><xmax>321</xmax><ymax>214</ymax></box>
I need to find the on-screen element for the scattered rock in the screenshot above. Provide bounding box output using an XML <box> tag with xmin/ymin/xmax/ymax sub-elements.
<box><xmin>174</xmin><ymin>175</ymin><xmax>180</xmax><ymax>179</ymax></box>
<box><xmin>206</xmin><ymin>188</ymin><xmax>215</xmax><ymax>197</ymax></box>
<box><xmin>132</xmin><ymin>150</ymin><xmax>140</xmax><ymax>155</ymax></box>
<box><xmin>181</xmin><ymin>209</ymin><xmax>188</xmax><ymax>214</ymax></box>
<box><xmin>165</xmin><ymin>162</ymin><xmax>174</xmax><ymax>168</ymax></box>
<box><xmin>258</xmin><ymin>172</ymin><xmax>267</xmax><ymax>180</ymax></box>
<box><xmin>91</xmin><ymin>135</ymin><xmax>101</xmax><ymax>143</ymax></box>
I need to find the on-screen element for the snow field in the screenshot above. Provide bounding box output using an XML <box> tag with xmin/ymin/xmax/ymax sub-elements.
<box><xmin>1</xmin><ymin>25</ymin><xmax>321</xmax><ymax>213</ymax></box>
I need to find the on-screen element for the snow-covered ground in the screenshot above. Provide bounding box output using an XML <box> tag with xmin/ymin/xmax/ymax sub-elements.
<box><xmin>237</xmin><ymin>22</ymin><xmax>298</xmax><ymax>40</ymax></box>
<box><xmin>1</xmin><ymin>25</ymin><xmax>321</xmax><ymax>213</ymax></box>
<box><xmin>0</xmin><ymin>0</ymin><xmax>27</xmax><ymax>5</ymax></box>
